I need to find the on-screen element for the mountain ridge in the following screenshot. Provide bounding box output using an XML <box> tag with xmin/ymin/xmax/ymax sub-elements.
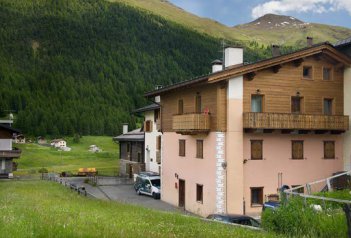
<box><xmin>113</xmin><ymin>0</ymin><xmax>351</xmax><ymax>46</ymax></box>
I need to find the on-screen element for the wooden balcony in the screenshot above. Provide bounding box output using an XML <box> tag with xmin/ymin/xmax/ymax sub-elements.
<box><xmin>243</xmin><ymin>112</ymin><xmax>349</xmax><ymax>131</ymax></box>
<box><xmin>172</xmin><ymin>113</ymin><xmax>211</xmax><ymax>135</ymax></box>
<box><xmin>0</xmin><ymin>148</ymin><xmax>21</xmax><ymax>158</ymax></box>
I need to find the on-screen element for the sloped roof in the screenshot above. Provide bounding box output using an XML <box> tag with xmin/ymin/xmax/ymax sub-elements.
<box><xmin>0</xmin><ymin>124</ymin><xmax>20</xmax><ymax>134</ymax></box>
<box><xmin>133</xmin><ymin>103</ymin><xmax>160</xmax><ymax>114</ymax></box>
<box><xmin>145</xmin><ymin>42</ymin><xmax>351</xmax><ymax>97</ymax></box>
<box><xmin>113</xmin><ymin>128</ymin><xmax>144</xmax><ymax>142</ymax></box>
<box><xmin>334</xmin><ymin>37</ymin><xmax>351</xmax><ymax>48</ymax></box>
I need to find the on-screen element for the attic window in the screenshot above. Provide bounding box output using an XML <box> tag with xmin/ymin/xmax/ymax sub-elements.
<box><xmin>303</xmin><ymin>66</ymin><xmax>313</xmax><ymax>79</ymax></box>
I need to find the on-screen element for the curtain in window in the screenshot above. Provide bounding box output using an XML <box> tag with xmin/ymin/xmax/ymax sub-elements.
<box><xmin>251</xmin><ymin>95</ymin><xmax>262</xmax><ymax>112</ymax></box>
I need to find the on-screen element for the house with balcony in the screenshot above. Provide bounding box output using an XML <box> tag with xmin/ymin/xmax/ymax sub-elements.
<box><xmin>113</xmin><ymin>124</ymin><xmax>145</xmax><ymax>178</ymax></box>
<box><xmin>0</xmin><ymin>124</ymin><xmax>21</xmax><ymax>178</ymax></box>
<box><xmin>145</xmin><ymin>39</ymin><xmax>351</xmax><ymax>217</ymax></box>
<box><xmin>133</xmin><ymin>101</ymin><xmax>162</xmax><ymax>174</ymax></box>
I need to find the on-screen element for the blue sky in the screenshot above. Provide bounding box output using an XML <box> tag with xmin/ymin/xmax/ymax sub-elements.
<box><xmin>168</xmin><ymin>0</ymin><xmax>351</xmax><ymax>28</ymax></box>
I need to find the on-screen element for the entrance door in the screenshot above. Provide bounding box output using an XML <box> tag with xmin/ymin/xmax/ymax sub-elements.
<box><xmin>178</xmin><ymin>179</ymin><xmax>185</xmax><ymax>208</ymax></box>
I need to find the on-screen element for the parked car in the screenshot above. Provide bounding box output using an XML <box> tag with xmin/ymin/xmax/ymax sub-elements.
<box><xmin>134</xmin><ymin>172</ymin><xmax>161</xmax><ymax>199</ymax></box>
<box><xmin>262</xmin><ymin>201</ymin><xmax>280</xmax><ymax>211</ymax></box>
<box><xmin>207</xmin><ymin>214</ymin><xmax>260</xmax><ymax>228</ymax></box>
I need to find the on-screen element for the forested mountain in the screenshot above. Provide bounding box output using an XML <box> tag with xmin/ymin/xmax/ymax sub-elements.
<box><xmin>0</xmin><ymin>0</ymin><xmax>288</xmax><ymax>136</ymax></box>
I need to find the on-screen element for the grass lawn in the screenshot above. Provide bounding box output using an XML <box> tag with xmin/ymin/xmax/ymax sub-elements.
<box><xmin>15</xmin><ymin>136</ymin><xmax>119</xmax><ymax>176</ymax></box>
<box><xmin>0</xmin><ymin>180</ymin><xmax>278</xmax><ymax>238</ymax></box>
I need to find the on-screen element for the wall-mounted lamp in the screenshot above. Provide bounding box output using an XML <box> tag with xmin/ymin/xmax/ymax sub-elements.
<box><xmin>221</xmin><ymin>161</ymin><xmax>227</xmax><ymax>169</ymax></box>
<box><xmin>175</xmin><ymin>173</ymin><xmax>179</xmax><ymax>179</ymax></box>
<box><xmin>296</xmin><ymin>91</ymin><xmax>300</xmax><ymax>96</ymax></box>
<box><xmin>146</xmin><ymin>145</ymin><xmax>150</xmax><ymax>151</ymax></box>
<box><xmin>256</xmin><ymin>89</ymin><xmax>261</xmax><ymax>94</ymax></box>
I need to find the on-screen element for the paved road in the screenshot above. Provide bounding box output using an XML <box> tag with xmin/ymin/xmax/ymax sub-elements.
<box><xmin>61</xmin><ymin>177</ymin><xmax>190</xmax><ymax>214</ymax></box>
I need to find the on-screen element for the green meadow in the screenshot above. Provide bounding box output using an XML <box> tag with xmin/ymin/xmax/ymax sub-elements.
<box><xmin>15</xmin><ymin>136</ymin><xmax>119</xmax><ymax>176</ymax></box>
<box><xmin>0</xmin><ymin>181</ymin><xmax>278</xmax><ymax>238</ymax></box>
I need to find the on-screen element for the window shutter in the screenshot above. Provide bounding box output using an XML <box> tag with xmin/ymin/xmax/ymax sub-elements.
<box><xmin>251</xmin><ymin>140</ymin><xmax>263</xmax><ymax>160</ymax></box>
<box><xmin>292</xmin><ymin>141</ymin><xmax>303</xmax><ymax>159</ymax></box>
<box><xmin>324</xmin><ymin>141</ymin><xmax>335</xmax><ymax>159</ymax></box>
<box><xmin>179</xmin><ymin>140</ymin><xmax>185</xmax><ymax>157</ymax></box>
<box><xmin>196</xmin><ymin>140</ymin><xmax>203</xmax><ymax>158</ymax></box>
<box><xmin>156</xmin><ymin>136</ymin><xmax>161</xmax><ymax>151</ymax></box>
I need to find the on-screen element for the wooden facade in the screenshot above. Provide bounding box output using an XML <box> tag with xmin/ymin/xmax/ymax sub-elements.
<box><xmin>243</xmin><ymin>56</ymin><xmax>344</xmax><ymax>115</ymax></box>
<box><xmin>161</xmin><ymin>82</ymin><xmax>227</xmax><ymax>133</ymax></box>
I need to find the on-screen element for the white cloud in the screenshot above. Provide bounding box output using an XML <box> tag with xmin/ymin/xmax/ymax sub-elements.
<box><xmin>251</xmin><ymin>0</ymin><xmax>351</xmax><ymax>19</ymax></box>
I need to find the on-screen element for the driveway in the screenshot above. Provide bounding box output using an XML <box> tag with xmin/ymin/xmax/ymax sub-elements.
<box><xmin>61</xmin><ymin>176</ymin><xmax>190</xmax><ymax>214</ymax></box>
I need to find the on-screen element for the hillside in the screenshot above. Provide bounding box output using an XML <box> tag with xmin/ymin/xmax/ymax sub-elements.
<box><xmin>0</xmin><ymin>0</ymin><xmax>277</xmax><ymax>136</ymax></box>
<box><xmin>114</xmin><ymin>0</ymin><xmax>351</xmax><ymax>46</ymax></box>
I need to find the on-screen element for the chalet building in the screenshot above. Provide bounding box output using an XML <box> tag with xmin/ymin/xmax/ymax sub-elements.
<box><xmin>335</xmin><ymin>37</ymin><xmax>351</xmax><ymax>171</ymax></box>
<box><xmin>113</xmin><ymin>124</ymin><xmax>145</xmax><ymax>178</ymax></box>
<box><xmin>145</xmin><ymin>40</ymin><xmax>351</xmax><ymax>217</ymax></box>
<box><xmin>13</xmin><ymin>134</ymin><xmax>26</xmax><ymax>144</ymax></box>
<box><xmin>0</xmin><ymin>124</ymin><xmax>21</xmax><ymax>178</ymax></box>
<box><xmin>133</xmin><ymin>99</ymin><xmax>162</xmax><ymax>174</ymax></box>
<box><xmin>50</xmin><ymin>139</ymin><xmax>67</xmax><ymax>148</ymax></box>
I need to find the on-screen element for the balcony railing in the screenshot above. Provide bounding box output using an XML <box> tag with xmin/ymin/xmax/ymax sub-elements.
<box><xmin>243</xmin><ymin>112</ymin><xmax>349</xmax><ymax>131</ymax></box>
<box><xmin>0</xmin><ymin>147</ymin><xmax>21</xmax><ymax>158</ymax></box>
<box><xmin>172</xmin><ymin>113</ymin><xmax>211</xmax><ymax>135</ymax></box>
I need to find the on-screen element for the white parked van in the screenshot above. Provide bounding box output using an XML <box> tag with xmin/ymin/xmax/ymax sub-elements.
<box><xmin>134</xmin><ymin>172</ymin><xmax>161</xmax><ymax>199</ymax></box>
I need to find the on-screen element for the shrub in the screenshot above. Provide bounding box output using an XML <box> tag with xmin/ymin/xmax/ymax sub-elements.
<box><xmin>38</xmin><ymin>168</ymin><xmax>48</xmax><ymax>173</ymax></box>
<box><xmin>262</xmin><ymin>197</ymin><xmax>347</xmax><ymax>238</ymax></box>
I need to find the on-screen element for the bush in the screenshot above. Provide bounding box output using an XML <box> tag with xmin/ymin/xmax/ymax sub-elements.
<box><xmin>38</xmin><ymin>168</ymin><xmax>48</xmax><ymax>173</ymax></box>
<box><xmin>262</xmin><ymin>197</ymin><xmax>347</xmax><ymax>237</ymax></box>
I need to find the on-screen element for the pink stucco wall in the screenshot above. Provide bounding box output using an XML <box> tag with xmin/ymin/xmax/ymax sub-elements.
<box><xmin>161</xmin><ymin>132</ymin><xmax>217</xmax><ymax>217</ymax></box>
<box><xmin>243</xmin><ymin>133</ymin><xmax>344</xmax><ymax>216</ymax></box>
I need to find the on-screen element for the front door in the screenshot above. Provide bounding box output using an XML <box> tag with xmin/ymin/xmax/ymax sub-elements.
<box><xmin>179</xmin><ymin>179</ymin><xmax>185</xmax><ymax>208</ymax></box>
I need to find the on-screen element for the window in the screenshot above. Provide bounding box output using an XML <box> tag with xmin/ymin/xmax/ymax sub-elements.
<box><xmin>178</xmin><ymin>99</ymin><xmax>183</xmax><ymax>115</ymax></box>
<box><xmin>156</xmin><ymin>136</ymin><xmax>161</xmax><ymax>151</ymax></box>
<box><xmin>324</xmin><ymin>98</ymin><xmax>333</xmax><ymax>115</ymax></box>
<box><xmin>251</xmin><ymin>140</ymin><xmax>263</xmax><ymax>160</ymax></box>
<box><xmin>144</xmin><ymin>120</ymin><xmax>153</xmax><ymax>132</ymax></box>
<box><xmin>251</xmin><ymin>95</ymin><xmax>263</xmax><ymax>113</ymax></box>
<box><xmin>196</xmin><ymin>140</ymin><xmax>203</xmax><ymax>159</ymax></box>
<box><xmin>292</xmin><ymin>140</ymin><xmax>304</xmax><ymax>160</ymax></box>
<box><xmin>195</xmin><ymin>94</ymin><xmax>202</xmax><ymax>113</ymax></box>
<box><xmin>324</xmin><ymin>141</ymin><xmax>335</xmax><ymax>159</ymax></box>
<box><xmin>251</xmin><ymin>187</ymin><xmax>263</xmax><ymax>206</ymax></box>
<box><xmin>291</xmin><ymin>96</ymin><xmax>303</xmax><ymax>114</ymax></box>
<box><xmin>303</xmin><ymin>66</ymin><xmax>312</xmax><ymax>79</ymax></box>
<box><xmin>323</xmin><ymin>67</ymin><xmax>332</xmax><ymax>81</ymax></box>
<box><xmin>154</xmin><ymin>109</ymin><xmax>160</xmax><ymax>122</ymax></box>
<box><xmin>179</xmin><ymin>139</ymin><xmax>185</xmax><ymax>157</ymax></box>
<box><xmin>196</xmin><ymin>184</ymin><xmax>203</xmax><ymax>203</ymax></box>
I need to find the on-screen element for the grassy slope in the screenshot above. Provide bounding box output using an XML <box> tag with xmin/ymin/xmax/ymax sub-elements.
<box><xmin>111</xmin><ymin>0</ymin><xmax>351</xmax><ymax>46</ymax></box>
<box><xmin>0</xmin><ymin>181</ymin><xmax>278</xmax><ymax>238</ymax></box>
<box><xmin>15</xmin><ymin>136</ymin><xmax>118</xmax><ymax>176</ymax></box>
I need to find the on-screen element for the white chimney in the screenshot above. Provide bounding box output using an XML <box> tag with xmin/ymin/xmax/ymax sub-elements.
<box><xmin>154</xmin><ymin>95</ymin><xmax>160</xmax><ymax>103</ymax></box>
<box><xmin>211</xmin><ymin>60</ymin><xmax>223</xmax><ymax>73</ymax></box>
<box><xmin>224</xmin><ymin>46</ymin><xmax>243</xmax><ymax>68</ymax></box>
<box><xmin>122</xmin><ymin>123</ymin><xmax>128</xmax><ymax>134</ymax></box>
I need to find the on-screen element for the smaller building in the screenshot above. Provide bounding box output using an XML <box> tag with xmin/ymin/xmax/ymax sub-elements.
<box><xmin>13</xmin><ymin>134</ymin><xmax>26</xmax><ymax>144</ymax></box>
<box><xmin>0</xmin><ymin>124</ymin><xmax>21</xmax><ymax>178</ymax></box>
<box><xmin>113</xmin><ymin>125</ymin><xmax>145</xmax><ymax>178</ymax></box>
<box><xmin>51</xmin><ymin>139</ymin><xmax>67</xmax><ymax>148</ymax></box>
<box><xmin>37</xmin><ymin>136</ymin><xmax>47</xmax><ymax>145</ymax></box>
<box><xmin>133</xmin><ymin>102</ymin><xmax>162</xmax><ymax>174</ymax></box>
